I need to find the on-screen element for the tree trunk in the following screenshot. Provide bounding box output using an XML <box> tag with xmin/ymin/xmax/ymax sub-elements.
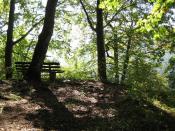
<box><xmin>121</xmin><ymin>36</ymin><xmax>132</xmax><ymax>84</ymax></box>
<box><xmin>5</xmin><ymin>0</ymin><xmax>15</xmax><ymax>79</ymax></box>
<box><xmin>96</xmin><ymin>0</ymin><xmax>107</xmax><ymax>82</ymax></box>
<box><xmin>25</xmin><ymin>0</ymin><xmax>58</xmax><ymax>82</ymax></box>
<box><xmin>113</xmin><ymin>35</ymin><xmax>119</xmax><ymax>84</ymax></box>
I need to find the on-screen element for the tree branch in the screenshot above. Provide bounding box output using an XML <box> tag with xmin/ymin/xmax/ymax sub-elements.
<box><xmin>104</xmin><ymin>11</ymin><xmax>119</xmax><ymax>28</ymax></box>
<box><xmin>106</xmin><ymin>52</ymin><xmax>114</xmax><ymax>60</ymax></box>
<box><xmin>13</xmin><ymin>18</ymin><xmax>44</xmax><ymax>45</ymax></box>
<box><xmin>80</xmin><ymin>0</ymin><xmax>96</xmax><ymax>32</ymax></box>
<box><xmin>0</xmin><ymin>22</ymin><xmax>8</xmax><ymax>28</ymax></box>
<box><xmin>104</xmin><ymin>3</ymin><xmax>136</xmax><ymax>28</ymax></box>
<box><xmin>106</xmin><ymin>44</ymin><xmax>114</xmax><ymax>60</ymax></box>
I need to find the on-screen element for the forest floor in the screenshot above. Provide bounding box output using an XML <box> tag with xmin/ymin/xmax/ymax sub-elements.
<box><xmin>0</xmin><ymin>80</ymin><xmax>175</xmax><ymax>131</ymax></box>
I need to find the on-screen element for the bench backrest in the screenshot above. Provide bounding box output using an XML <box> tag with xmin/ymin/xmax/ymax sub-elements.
<box><xmin>15</xmin><ymin>62</ymin><xmax>61</xmax><ymax>73</ymax></box>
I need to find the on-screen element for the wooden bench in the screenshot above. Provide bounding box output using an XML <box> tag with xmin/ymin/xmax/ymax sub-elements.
<box><xmin>15</xmin><ymin>62</ymin><xmax>64</xmax><ymax>81</ymax></box>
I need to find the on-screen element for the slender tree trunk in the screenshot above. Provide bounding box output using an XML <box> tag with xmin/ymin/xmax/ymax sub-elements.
<box><xmin>121</xmin><ymin>36</ymin><xmax>132</xmax><ymax>84</ymax></box>
<box><xmin>25</xmin><ymin>0</ymin><xmax>58</xmax><ymax>82</ymax></box>
<box><xmin>5</xmin><ymin>0</ymin><xmax>15</xmax><ymax>79</ymax></box>
<box><xmin>113</xmin><ymin>37</ymin><xmax>119</xmax><ymax>84</ymax></box>
<box><xmin>96</xmin><ymin>0</ymin><xmax>107</xmax><ymax>82</ymax></box>
<box><xmin>80</xmin><ymin>0</ymin><xmax>107</xmax><ymax>82</ymax></box>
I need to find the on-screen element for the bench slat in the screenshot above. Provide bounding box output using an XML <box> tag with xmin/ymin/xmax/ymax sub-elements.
<box><xmin>15</xmin><ymin>62</ymin><xmax>60</xmax><ymax>65</ymax></box>
<box><xmin>15</xmin><ymin>62</ymin><xmax>63</xmax><ymax>73</ymax></box>
<box><xmin>16</xmin><ymin>69</ymin><xmax>64</xmax><ymax>73</ymax></box>
<box><xmin>16</xmin><ymin>65</ymin><xmax>61</xmax><ymax>68</ymax></box>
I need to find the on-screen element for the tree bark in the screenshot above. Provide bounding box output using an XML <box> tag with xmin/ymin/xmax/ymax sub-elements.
<box><xmin>5</xmin><ymin>0</ymin><xmax>15</xmax><ymax>79</ymax></box>
<box><xmin>4</xmin><ymin>0</ymin><xmax>43</xmax><ymax>79</ymax></box>
<box><xmin>80</xmin><ymin>0</ymin><xmax>107</xmax><ymax>82</ymax></box>
<box><xmin>121</xmin><ymin>36</ymin><xmax>132</xmax><ymax>84</ymax></box>
<box><xmin>113</xmin><ymin>34</ymin><xmax>119</xmax><ymax>84</ymax></box>
<box><xmin>96</xmin><ymin>0</ymin><xmax>107</xmax><ymax>82</ymax></box>
<box><xmin>25</xmin><ymin>0</ymin><xmax>58</xmax><ymax>82</ymax></box>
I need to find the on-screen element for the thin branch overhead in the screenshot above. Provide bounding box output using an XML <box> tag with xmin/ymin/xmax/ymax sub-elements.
<box><xmin>104</xmin><ymin>3</ymin><xmax>136</xmax><ymax>28</ymax></box>
<box><xmin>79</xmin><ymin>0</ymin><xmax>96</xmax><ymax>32</ymax></box>
<box><xmin>13</xmin><ymin>18</ymin><xmax>44</xmax><ymax>45</ymax></box>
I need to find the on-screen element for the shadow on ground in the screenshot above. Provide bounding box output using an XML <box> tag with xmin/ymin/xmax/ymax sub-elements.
<box><xmin>1</xmin><ymin>80</ymin><xmax>175</xmax><ymax>131</ymax></box>
<box><xmin>116</xmin><ymin>99</ymin><xmax>175</xmax><ymax>130</ymax></box>
<box><xmin>24</xmin><ymin>84</ymin><xmax>80</xmax><ymax>131</ymax></box>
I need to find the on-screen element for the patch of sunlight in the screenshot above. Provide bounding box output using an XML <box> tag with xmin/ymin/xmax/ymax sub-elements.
<box><xmin>105</xmin><ymin>108</ymin><xmax>116</xmax><ymax>118</ymax></box>
<box><xmin>0</xmin><ymin>103</ymin><xmax>5</xmax><ymax>114</ymax></box>
<box><xmin>0</xmin><ymin>93</ymin><xmax>22</xmax><ymax>101</ymax></box>
<box><xmin>91</xmin><ymin>107</ymin><xmax>116</xmax><ymax>118</ymax></box>
<box><xmin>7</xmin><ymin>93</ymin><xmax>22</xmax><ymax>101</ymax></box>
<box><xmin>72</xmin><ymin>90</ymin><xmax>98</xmax><ymax>103</ymax></box>
<box><xmin>152</xmin><ymin>99</ymin><xmax>175</xmax><ymax>116</ymax></box>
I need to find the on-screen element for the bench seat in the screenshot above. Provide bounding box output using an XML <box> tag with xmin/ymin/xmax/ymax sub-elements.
<box><xmin>15</xmin><ymin>62</ymin><xmax>64</xmax><ymax>80</ymax></box>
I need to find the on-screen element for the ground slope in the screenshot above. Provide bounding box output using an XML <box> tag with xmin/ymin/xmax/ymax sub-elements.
<box><xmin>0</xmin><ymin>80</ymin><xmax>175</xmax><ymax>130</ymax></box>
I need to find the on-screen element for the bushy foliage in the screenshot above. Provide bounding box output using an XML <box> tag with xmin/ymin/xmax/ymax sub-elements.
<box><xmin>126</xmin><ymin>58</ymin><xmax>168</xmax><ymax>100</ymax></box>
<box><xmin>61</xmin><ymin>64</ymin><xmax>97</xmax><ymax>80</ymax></box>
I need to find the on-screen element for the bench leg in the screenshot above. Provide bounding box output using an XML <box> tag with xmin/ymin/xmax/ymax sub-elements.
<box><xmin>50</xmin><ymin>72</ymin><xmax>56</xmax><ymax>81</ymax></box>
